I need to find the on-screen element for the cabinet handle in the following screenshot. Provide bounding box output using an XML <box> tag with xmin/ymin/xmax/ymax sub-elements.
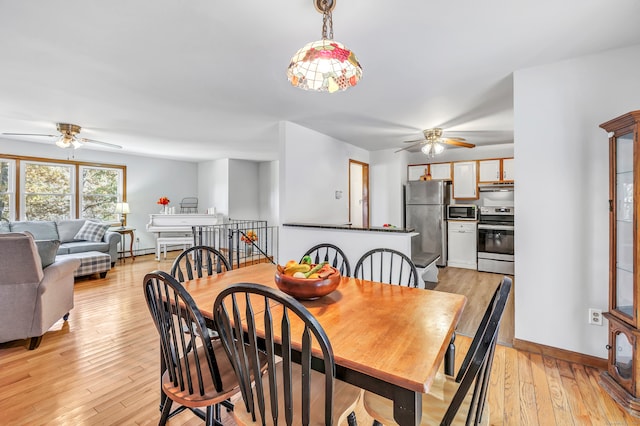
<box><xmin>606</xmin><ymin>344</ymin><xmax>612</xmax><ymax>350</ymax></box>
<box><xmin>503</xmin><ymin>171</ymin><xmax>506</xmax><ymax>179</ymax></box>
<box><xmin>496</xmin><ymin>171</ymin><xmax>499</xmax><ymax>179</ymax></box>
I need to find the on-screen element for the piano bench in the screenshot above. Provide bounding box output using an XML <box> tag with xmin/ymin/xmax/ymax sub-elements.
<box><xmin>156</xmin><ymin>237</ymin><xmax>194</xmax><ymax>260</ymax></box>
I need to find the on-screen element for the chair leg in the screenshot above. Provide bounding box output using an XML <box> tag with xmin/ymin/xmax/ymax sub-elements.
<box><xmin>205</xmin><ymin>405</ymin><xmax>214</xmax><ymax>426</ymax></box>
<box><xmin>372</xmin><ymin>421</ymin><xmax>383</xmax><ymax>426</ymax></box>
<box><xmin>347</xmin><ymin>410</ymin><xmax>358</xmax><ymax>426</ymax></box>
<box><xmin>28</xmin><ymin>335</ymin><xmax>43</xmax><ymax>350</ymax></box>
<box><xmin>63</xmin><ymin>312</ymin><xmax>70</xmax><ymax>321</ymax></box>
<box><xmin>159</xmin><ymin>397</ymin><xmax>173</xmax><ymax>425</ymax></box>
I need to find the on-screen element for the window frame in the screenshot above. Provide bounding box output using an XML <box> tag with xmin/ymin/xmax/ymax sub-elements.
<box><xmin>0</xmin><ymin>154</ymin><xmax>126</xmax><ymax>222</ymax></box>
<box><xmin>79</xmin><ymin>165</ymin><xmax>124</xmax><ymax>222</ymax></box>
<box><xmin>21</xmin><ymin>160</ymin><xmax>75</xmax><ymax>221</ymax></box>
<box><xmin>0</xmin><ymin>158</ymin><xmax>16</xmax><ymax>221</ymax></box>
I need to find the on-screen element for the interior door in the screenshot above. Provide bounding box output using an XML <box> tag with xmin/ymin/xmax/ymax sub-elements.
<box><xmin>349</xmin><ymin>160</ymin><xmax>369</xmax><ymax>227</ymax></box>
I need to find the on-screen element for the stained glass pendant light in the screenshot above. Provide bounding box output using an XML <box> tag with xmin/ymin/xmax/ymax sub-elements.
<box><xmin>287</xmin><ymin>0</ymin><xmax>362</xmax><ymax>93</ymax></box>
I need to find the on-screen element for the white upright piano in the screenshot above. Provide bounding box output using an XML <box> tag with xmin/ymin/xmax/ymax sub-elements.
<box><xmin>146</xmin><ymin>213</ymin><xmax>220</xmax><ymax>260</ymax></box>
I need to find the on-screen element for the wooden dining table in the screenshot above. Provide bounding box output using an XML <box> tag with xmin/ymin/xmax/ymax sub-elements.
<box><xmin>181</xmin><ymin>263</ymin><xmax>467</xmax><ymax>426</ymax></box>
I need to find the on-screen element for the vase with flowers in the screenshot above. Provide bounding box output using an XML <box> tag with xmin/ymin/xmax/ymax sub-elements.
<box><xmin>241</xmin><ymin>230</ymin><xmax>258</xmax><ymax>255</ymax></box>
<box><xmin>157</xmin><ymin>196</ymin><xmax>170</xmax><ymax>214</ymax></box>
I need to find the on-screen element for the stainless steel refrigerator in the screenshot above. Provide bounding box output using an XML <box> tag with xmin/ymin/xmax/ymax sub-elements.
<box><xmin>405</xmin><ymin>180</ymin><xmax>450</xmax><ymax>267</ymax></box>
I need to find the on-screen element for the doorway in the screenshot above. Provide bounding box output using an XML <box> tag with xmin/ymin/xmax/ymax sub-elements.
<box><xmin>349</xmin><ymin>160</ymin><xmax>369</xmax><ymax>227</ymax></box>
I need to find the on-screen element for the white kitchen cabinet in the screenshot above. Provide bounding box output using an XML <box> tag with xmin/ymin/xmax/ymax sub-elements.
<box><xmin>479</xmin><ymin>158</ymin><xmax>514</xmax><ymax>183</ymax></box>
<box><xmin>407</xmin><ymin>165</ymin><xmax>428</xmax><ymax>181</ymax></box>
<box><xmin>452</xmin><ymin>161</ymin><xmax>477</xmax><ymax>199</ymax></box>
<box><xmin>502</xmin><ymin>158</ymin><xmax>514</xmax><ymax>181</ymax></box>
<box><xmin>447</xmin><ymin>220</ymin><xmax>477</xmax><ymax>269</ymax></box>
<box><xmin>430</xmin><ymin>162</ymin><xmax>451</xmax><ymax>180</ymax></box>
<box><xmin>478</xmin><ymin>160</ymin><xmax>501</xmax><ymax>182</ymax></box>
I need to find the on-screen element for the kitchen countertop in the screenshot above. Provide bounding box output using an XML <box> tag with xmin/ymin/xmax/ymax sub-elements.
<box><xmin>283</xmin><ymin>222</ymin><xmax>415</xmax><ymax>233</ymax></box>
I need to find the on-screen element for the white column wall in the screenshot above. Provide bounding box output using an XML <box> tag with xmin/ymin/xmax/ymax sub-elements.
<box><xmin>228</xmin><ymin>159</ymin><xmax>260</xmax><ymax>220</ymax></box>
<box><xmin>197</xmin><ymin>159</ymin><xmax>229</xmax><ymax>217</ymax></box>
<box><xmin>258</xmin><ymin>160</ymin><xmax>279</xmax><ymax>225</ymax></box>
<box><xmin>514</xmin><ymin>43</ymin><xmax>640</xmax><ymax>357</ymax></box>
<box><xmin>369</xmin><ymin>149</ymin><xmax>408</xmax><ymax>228</ymax></box>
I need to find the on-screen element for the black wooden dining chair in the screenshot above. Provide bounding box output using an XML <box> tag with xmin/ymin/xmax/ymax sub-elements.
<box><xmin>213</xmin><ymin>283</ymin><xmax>361</xmax><ymax>426</ymax></box>
<box><xmin>170</xmin><ymin>245</ymin><xmax>231</xmax><ymax>282</ymax></box>
<box><xmin>301</xmin><ymin>243</ymin><xmax>351</xmax><ymax>277</ymax></box>
<box><xmin>363</xmin><ymin>276</ymin><xmax>513</xmax><ymax>426</ymax></box>
<box><xmin>354</xmin><ymin>248</ymin><xmax>419</xmax><ymax>287</ymax></box>
<box><xmin>143</xmin><ymin>270</ymin><xmax>240</xmax><ymax>426</ymax></box>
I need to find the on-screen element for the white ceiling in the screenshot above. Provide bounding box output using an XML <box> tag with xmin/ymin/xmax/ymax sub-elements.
<box><xmin>0</xmin><ymin>0</ymin><xmax>639</xmax><ymax>162</ymax></box>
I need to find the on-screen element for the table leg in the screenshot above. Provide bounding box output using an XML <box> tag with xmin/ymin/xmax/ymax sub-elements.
<box><xmin>128</xmin><ymin>230</ymin><xmax>135</xmax><ymax>260</ymax></box>
<box><xmin>393</xmin><ymin>389</ymin><xmax>421</xmax><ymax>426</ymax></box>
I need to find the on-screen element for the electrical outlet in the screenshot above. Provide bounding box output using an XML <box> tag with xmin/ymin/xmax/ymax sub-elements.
<box><xmin>589</xmin><ymin>308</ymin><xmax>603</xmax><ymax>326</ymax></box>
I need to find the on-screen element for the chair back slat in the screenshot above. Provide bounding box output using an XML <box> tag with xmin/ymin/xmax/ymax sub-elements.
<box><xmin>170</xmin><ymin>245</ymin><xmax>231</xmax><ymax>283</ymax></box>
<box><xmin>213</xmin><ymin>283</ymin><xmax>336</xmax><ymax>425</ymax></box>
<box><xmin>441</xmin><ymin>276</ymin><xmax>512</xmax><ymax>425</ymax></box>
<box><xmin>354</xmin><ymin>248</ymin><xmax>419</xmax><ymax>287</ymax></box>
<box><xmin>143</xmin><ymin>271</ymin><xmax>225</xmax><ymax>397</ymax></box>
<box><xmin>302</xmin><ymin>243</ymin><xmax>351</xmax><ymax>277</ymax></box>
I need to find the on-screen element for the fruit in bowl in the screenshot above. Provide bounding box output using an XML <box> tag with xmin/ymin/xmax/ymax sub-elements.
<box><xmin>275</xmin><ymin>259</ymin><xmax>341</xmax><ymax>300</ymax></box>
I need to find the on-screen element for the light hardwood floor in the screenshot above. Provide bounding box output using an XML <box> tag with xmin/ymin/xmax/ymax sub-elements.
<box><xmin>433</xmin><ymin>266</ymin><xmax>515</xmax><ymax>345</ymax></box>
<box><xmin>0</xmin><ymin>254</ymin><xmax>635</xmax><ymax>425</ymax></box>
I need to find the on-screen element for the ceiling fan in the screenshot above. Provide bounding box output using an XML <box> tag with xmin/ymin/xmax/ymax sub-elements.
<box><xmin>2</xmin><ymin>123</ymin><xmax>122</xmax><ymax>149</ymax></box>
<box><xmin>395</xmin><ymin>128</ymin><xmax>476</xmax><ymax>157</ymax></box>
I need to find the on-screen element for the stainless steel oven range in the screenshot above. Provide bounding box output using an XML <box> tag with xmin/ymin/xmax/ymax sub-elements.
<box><xmin>477</xmin><ymin>206</ymin><xmax>514</xmax><ymax>275</ymax></box>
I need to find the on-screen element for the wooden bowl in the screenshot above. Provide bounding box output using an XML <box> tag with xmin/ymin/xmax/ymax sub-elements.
<box><xmin>274</xmin><ymin>267</ymin><xmax>341</xmax><ymax>300</ymax></box>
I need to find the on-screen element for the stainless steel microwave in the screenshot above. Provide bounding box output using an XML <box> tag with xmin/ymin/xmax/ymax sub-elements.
<box><xmin>447</xmin><ymin>204</ymin><xmax>477</xmax><ymax>220</ymax></box>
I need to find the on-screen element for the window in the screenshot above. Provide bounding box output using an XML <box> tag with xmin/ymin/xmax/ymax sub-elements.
<box><xmin>0</xmin><ymin>154</ymin><xmax>126</xmax><ymax>221</ymax></box>
<box><xmin>80</xmin><ymin>166</ymin><xmax>123</xmax><ymax>222</ymax></box>
<box><xmin>22</xmin><ymin>162</ymin><xmax>74</xmax><ymax>221</ymax></box>
<box><xmin>0</xmin><ymin>159</ymin><xmax>15</xmax><ymax>221</ymax></box>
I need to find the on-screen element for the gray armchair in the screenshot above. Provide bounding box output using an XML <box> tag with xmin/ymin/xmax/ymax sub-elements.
<box><xmin>0</xmin><ymin>233</ymin><xmax>81</xmax><ymax>349</ymax></box>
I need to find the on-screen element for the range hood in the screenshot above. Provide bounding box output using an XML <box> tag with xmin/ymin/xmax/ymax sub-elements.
<box><xmin>478</xmin><ymin>182</ymin><xmax>514</xmax><ymax>192</ymax></box>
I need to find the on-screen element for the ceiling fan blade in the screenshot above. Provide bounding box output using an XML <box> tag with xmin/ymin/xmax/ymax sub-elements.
<box><xmin>441</xmin><ymin>136</ymin><xmax>467</xmax><ymax>142</ymax></box>
<box><xmin>79</xmin><ymin>138</ymin><xmax>123</xmax><ymax>149</ymax></box>
<box><xmin>2</xmin><ymin>132</ymin><xmax>57</xmax><ymax>137</ymax></box>
<box><xmin>442</xmin><ymin>139</ymin><xmax>476</xmax><ymax>148</ymax></box>
<box><xmin>403</xmin><ymin>138</ymin><xmax>425</xmax><ymax>144</ymax></box>
<box><xmin>395</xmin><ymin>142</ymin><xmax>424</xmax><ymax>153</ymax></box>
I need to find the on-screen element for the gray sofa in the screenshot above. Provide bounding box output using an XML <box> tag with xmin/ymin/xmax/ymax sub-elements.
<box><xmin>0</xmin><ymin>219</ymin><xmax>120</xmax><ymax>265</ymax></box>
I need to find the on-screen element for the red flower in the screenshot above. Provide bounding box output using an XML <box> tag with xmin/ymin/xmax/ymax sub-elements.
<box><xmin>157</xmin><ymin>196</ymin><xmax>170</xmax><ymax>205</ymax></box>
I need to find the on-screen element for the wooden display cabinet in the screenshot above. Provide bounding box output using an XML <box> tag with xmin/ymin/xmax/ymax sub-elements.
<box><xmin>600</xmin><ymin>110</ymin><xmax>640</xmax><ymax>415</ymax></box>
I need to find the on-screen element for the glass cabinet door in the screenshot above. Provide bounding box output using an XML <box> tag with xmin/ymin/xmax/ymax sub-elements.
<box><xmin>614</xmin><ymin>330</ymin><xmax>634</xmax><ymax>383</ymax></box>
<box><xmin>614</xmin><ymin>132</ymin><xmax>635</xmax><ymax>319</ymax></box>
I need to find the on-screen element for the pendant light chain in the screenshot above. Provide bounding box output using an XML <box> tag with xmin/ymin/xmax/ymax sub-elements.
<box><xmin>321</xmin><ymin>0</ymin><xmax>333</xmax><ymax>40</ymax></box>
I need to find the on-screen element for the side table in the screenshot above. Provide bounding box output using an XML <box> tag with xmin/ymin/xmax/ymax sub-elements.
<box><xmin>109</xmin><ymin>227</ymin><xmax>136</xmax><ymax>262</ymax></box>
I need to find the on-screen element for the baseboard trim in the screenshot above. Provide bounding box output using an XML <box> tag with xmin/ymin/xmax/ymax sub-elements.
<box><xmin>513</xmin><ymin>338</ymin><xmax>607</xmax><ymax>370</ymax></box>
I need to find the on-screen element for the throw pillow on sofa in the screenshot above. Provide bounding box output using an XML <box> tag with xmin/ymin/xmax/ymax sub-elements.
<box><xmin>74</xmin><ymin>221</ymin><xmax>110</xmax><ymax>242</ymax></box>
<box><xmin>35</xmin><ymin>239</ymin><xmax>61</xmax><ymax>268</ymax></box>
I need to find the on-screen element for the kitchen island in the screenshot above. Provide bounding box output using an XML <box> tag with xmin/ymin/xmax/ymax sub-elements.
<box><xmin>280</xmin><ymin>222</ymin><xmax>421</xmax><ymax>280</ymax></box>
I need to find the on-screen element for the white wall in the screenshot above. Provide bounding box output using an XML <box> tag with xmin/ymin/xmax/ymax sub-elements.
<box><xmin>258</xmin><ymin>160</ymin><xmax>279</xmax><ymax>225</ymax></box>
<box><xmin>514</xmin><ymin>43</ymin><xmax>640</xmax><ymax>357</ymax></box>
<box><xmin>228</xmin><ymin>159</ymin><xmax>259</xmax><ymax>220</ymax></box>
<box><xmin>198</xmin><ymin>159</ymin><xmax>229</xmax><ymax>217</ymax></box>
<box><xmin>0</xmin><ymin>138</ymin><xmax>198</xmax><ymax>253</ymax></box>
<box><xmin>278</xmin><ymin>121</ymin><xmax>369</xmax><ymax>224</ymax></box>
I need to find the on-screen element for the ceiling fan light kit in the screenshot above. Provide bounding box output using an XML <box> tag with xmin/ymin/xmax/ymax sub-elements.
<box><xmin>421</xmin><ymin>141</ymin><xmax>445</xmax><ymax>158</ymax></box>
<box><xmin>287</xmin><ymin>0</ymin><xmax>362</xmax><ymax>93</ymax></box>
